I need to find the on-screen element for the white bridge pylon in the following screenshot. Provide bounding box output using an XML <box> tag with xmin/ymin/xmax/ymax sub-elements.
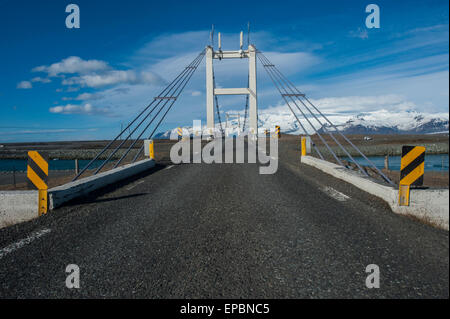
<box><xmin>205</xmin><ymin>32</ymin><xmax>258</xmax><ymax>137</ymax></box>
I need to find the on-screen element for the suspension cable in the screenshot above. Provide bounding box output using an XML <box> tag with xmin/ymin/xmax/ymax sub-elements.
<box><xmin>212</xmin><ymin>69</ymin><xmax>224</xmax><ymax>135</ymax></box>
<box><xmin>256</xmin><ymin>54</ymin><xmax>324</xmax><ymax>159</ymax></box>
<box><xmin>302</xmin><ymin>95</ymin><xmax>395</xmax><ymax>186</ymax></box>
<box><xmin>258</xmin><ymin>52</ymin><xmax>367</xmax><ymax>174</ymax></box>
<box><xmin>257</xmin><ymin>51</ymin><xmax>394</xmax><ymax>186</ymax></box>
<box><xmin>92</xmin><ymin>52</ymin><xmax>204</xmax><ymax>175</ymax></box>
<box><xmin>242</xmin><ymin>75</ymin><xmax>249</xmax><ymax>131</ymax></box>
<box><xmin>72</xmin><ymin>50</ymin><xmax>205</xmax><ymax>180</ymax></box>
<box><xmin>261</xmin><ymin>58</ymin><xmax>342</xmax><ymax>165</ymax></box>
<box><xmin>131</xmin><ymin>51</ymin><xmax>206</xmax><ymax>162</ymax></box>
<box><xmin>262</xmin><ymin>58</ymin><xmax>368</xmax><ymax>176</ymax></box>
<box><xmin>114</xmin><ymin>52</ymin><xmax>205</xmax><ymax>167</ymax></box>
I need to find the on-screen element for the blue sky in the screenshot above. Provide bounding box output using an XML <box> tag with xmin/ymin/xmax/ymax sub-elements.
<box><xmin>0</xmin><ymin>0</ymin><xmax>448</xmax><ymax>142</ymax></box>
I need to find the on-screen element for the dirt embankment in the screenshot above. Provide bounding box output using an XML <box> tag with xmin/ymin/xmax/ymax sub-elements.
<box><xmin>281</xmin><ymin>133</ymin><xmax>449</xmax><ymax>156</ymax></box>
<box><xmin>0</xmin><ymin>140</ymin><xmax>144</xmax><ymax>160</ymax></box>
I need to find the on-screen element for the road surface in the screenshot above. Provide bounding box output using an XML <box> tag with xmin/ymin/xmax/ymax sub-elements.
<box><xmin>0</xmin><ymin>145</ymin><xmax>448</xmax><ymax>298</ymax></box>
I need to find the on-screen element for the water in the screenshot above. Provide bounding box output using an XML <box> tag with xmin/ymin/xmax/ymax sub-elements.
<box><xmin>0</xmin><ymin>159</ymin><xmax>108</xmax><ymax>172</ymax></box>
<box><xmin>1</xmin><ymin>154</ymin><xmax>448</xmax><ymax>172</ymax></box>
<box><xmin>342</xmin><ymin>154</ymin><xmax>449</xmax><ymax>172</ymax></box>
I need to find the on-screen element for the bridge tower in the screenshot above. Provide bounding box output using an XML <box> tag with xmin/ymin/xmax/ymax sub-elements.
<box><xmin>205</xmin><ymin>31</ymin><xmax>258</xmax><ymax>136</ymax></box>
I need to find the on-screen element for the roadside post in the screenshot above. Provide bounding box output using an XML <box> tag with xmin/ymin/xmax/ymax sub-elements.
<box><xmin>398</xmin><ymin>145</ymin><xmax>425</xmax><ymax>206</ymax></box>
<box><xmin>13</xmin><ymin>166</ymin><xmax>16</xmax><ymax>188</ymax></box>
<box><xmin>75</xmin><ymin>159</ymin><xmax>79</xmax><ymax>175</ymax></box>
<box><xmin>27</xmin><ymin>151</ymin><xmax>49</xmax><ymax>215</ymax></box>
<box><xmin>301</xmin><ymin>137</ymin><xmax>307</xmax><ymax>156</ymax></box>
<box><xmin>275</xmin><ymin>125</ymin><xmax>280</xmax><ymax>138</ymax></box>
<box><xmin>300</xmin><ymin>136</ymin><xmax>311</xmax><ymax>156</ymax></box>
<box><xmin>177</xmin><ymin>127</ymin><xmax>183</xmax><ymax>141</ymax></box>
<box><xmin>144</xmin><ymin>140</ymin><xmax>155</xmax><ymax>160</ymax></box>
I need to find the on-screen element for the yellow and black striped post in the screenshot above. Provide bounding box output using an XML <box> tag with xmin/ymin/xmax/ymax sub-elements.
<box><xmin>398</xmin><ymin>145</ymin><xmax>425</xmax><ymax>206</ymax></box>
<box><xmin>27</xmin><ymin>151</ymin><xmax>48</xmax><ymax>215</ymax></box>
<box><xmin>177</xmin><ymin>127</ymin><xmax>183</xmax><ymax>140</ymax></box>
<box><xmin>149</xmin><ymin>140</ymin><xmax>155</xmax><ymax>160</ymax></box>
<box><xmin>275</xmin><ymin>125</ymin><xmax>280</xmax><ymax>138</ymax></box>
<box><xmin>301</xmin><ymin>137</ymin><xmax>307</xmax><ymax>156</ymax></box>
<box><xmin>144</xmin><ymin>140</ymin><xmax>155</xmax><ymax>160</ymax></box>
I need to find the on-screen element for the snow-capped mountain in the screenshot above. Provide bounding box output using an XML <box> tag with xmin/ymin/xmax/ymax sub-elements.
<box><xmin>319</xmin><ymin>110</ymin><xmax>449</xmax><ymax>135</ymax></box>
<box><xmin>155</xmin><ymin>108</ymin><xmax>449</xmax><ymax>138</ymax></box>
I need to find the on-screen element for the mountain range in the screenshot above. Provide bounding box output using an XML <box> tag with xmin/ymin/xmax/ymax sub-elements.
<box><xmin>155</xmin><ymin>108</ymin><xmax>449</xmax><ymax>138</ymax></box>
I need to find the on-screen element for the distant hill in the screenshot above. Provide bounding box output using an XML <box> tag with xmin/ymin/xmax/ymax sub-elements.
<box><xmin>155</xmin><ymin>109</ymin><xmax>449</xmax><ymax>138</ymax></box>
<box><xmin>319</xmin><ymin>112</ymin><xmax>449</xmax><ymax>135</ymax></box>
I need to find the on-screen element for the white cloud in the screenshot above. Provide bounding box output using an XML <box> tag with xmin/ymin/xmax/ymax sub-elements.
<box><xmin>61</xmin><ymin>70</ymin><xmax>165</xmax><ymax>88</ymax></box>
<box><xmin>191</xmin><ymin>90</ymin><xmax>201</xmax><ymax>96</ymax></box>
<box><xmin>75</xmin><ymin>92</ymin><xmax>102</xmax><ymax>100</ymax></box>
<box><xmin>349</xmin><ymin>27</ymin><xmax>369</xmax><ymax>39</ymax></box>
<box><xmin>133</xmin><ymin>31</ymin><xmax>209</xmax><ymax>60</ymax></box>
<box><xmin>261</xmin><ymin>51</ymin><xmax>321</xmax><ymax>75</ymax></box>
<box><xmin>33</xmin><ymin>56</ymin><xmax>109</xmax><ymax>77</ymax></box>
<box><xmin>31</xmin><ymin>77</ymin><xmax>51</xmax><ymax>83</ymax></box>
<box><xmin>17</xmin><ymin>81</ymin><xmax>32</xmax><ymax>89</ymax></box>
<box><xmin>61</xmin><ymin>92</ymin><xmax>103</xmax><ymax>101</ymax></box>
<box><xmin>0</xmin><ymin>128</ymin><xmax>99</xmax><ymax>136</ymax></box>
<box><xmin>66</xmin><ymin>87</ymin><xmax>80</xmax><ymax>92</ymax></box>
<box><xmin>303</xmin><ymin>67</ymin><xmax>449</xmax><ymax>113</ymax></box>
<box><xmin>49</xmin><ymin>103</ymin><xmax>109</xmax><ymax>115</ymax></box>
<box><xmin>307</xmin><ymin>94</ymin><xmax>416</xmax><ymax>114</ymax></box>
<box><xmin>30</xmin><ymin>55</ymin><xmax>166</xmax><ymax>92</ymax></box>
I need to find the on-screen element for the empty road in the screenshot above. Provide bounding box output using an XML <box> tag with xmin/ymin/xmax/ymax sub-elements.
<box><xmin>0</xmin><ymin>145</ymin><xmax>448</xmax><ymax>298</ymax></box>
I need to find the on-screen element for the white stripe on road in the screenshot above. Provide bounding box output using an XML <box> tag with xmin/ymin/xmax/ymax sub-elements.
<box><xmin>126</xmin><ymin>180</ymin><xmax>145</xmax><ymax>191</ymax></box>
<box><xmin>0</xmin><ymin>228</ymin><xmax>51</xmax><ymax>259</ymax></box>
<box><xmin>322</xmin><ymin>186</ymin><xmax>350</xmax><ymax>202</ymax></box>
<box><xmin>165</xmin><ymin>165</ymin><xmax>174</xmax><ymax>170</ymax></box>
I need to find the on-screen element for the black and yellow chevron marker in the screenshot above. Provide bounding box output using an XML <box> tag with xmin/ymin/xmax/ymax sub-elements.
<box><xmin>27</xmin><ymin>151</ymin><xmax>48</xmax><ymax>215</ymax></box>
<box><xmin>177</xmin><ymin>127</ymin><xmax>183</xmax><ymax>136</ymax></box>
<box><xmin>275</xmin><ymin>125</ymin><xmax>280</xmax><ymax>138</ymax></box>
<box><xmin>27</xmin><ymin>151</ymin><xmax>48</xmax><ymax>190</ymax></box>
<box><xmin>400</xmin><ymin>145</ymin><xmax>425</xmax><ymax>187</ymax></box>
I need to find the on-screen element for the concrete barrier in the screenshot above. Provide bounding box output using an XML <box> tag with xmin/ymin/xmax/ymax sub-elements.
<box><xmin>301</xmin><ymin>155</ymin><xmax>449</xmax><ymax>230</ymax></box>
<box><xmin>0</xmin><ymin>191</ymin><xmax>38</xmax><ymax>228</ymax></box>
<box><xmin>0</xmin><ymin>159</ymin><xmax>155</xmax><ymax>228</ymax></box>
<box><xmin>49</xmin><ymin>159</ymin><xmax>155</xmax><ymax>209</ymax></box>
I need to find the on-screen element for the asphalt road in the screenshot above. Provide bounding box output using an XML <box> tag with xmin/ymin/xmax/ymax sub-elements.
<box><xmin>0</xmin><ymin>142</ymin><xmax>448</xmax><ymax>298</ymax></box>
